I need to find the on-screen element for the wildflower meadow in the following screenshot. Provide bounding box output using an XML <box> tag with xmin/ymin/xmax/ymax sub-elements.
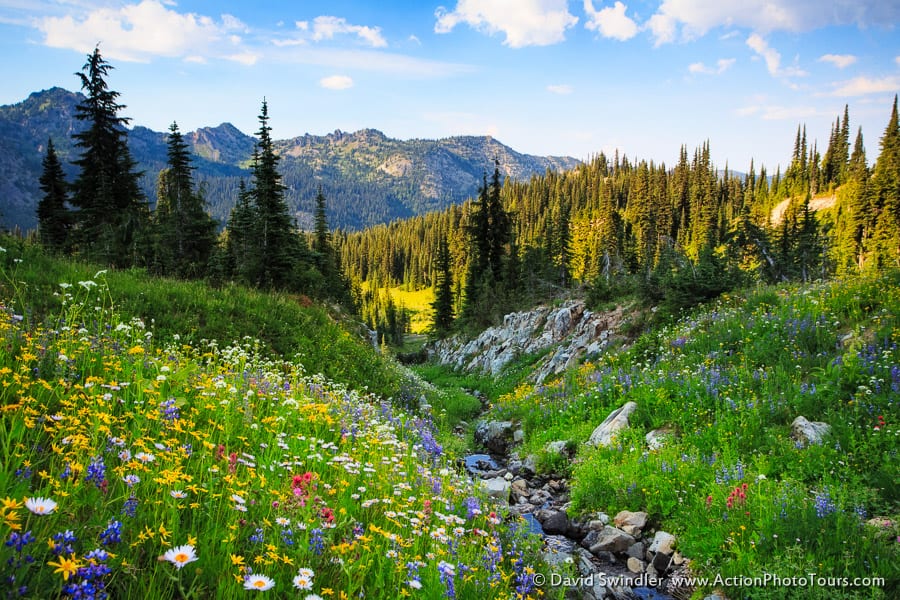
<box><xmin>0</xmin><ymin>243</ymin><xmax>546</xmax><ymax>599</ymax></box>
<box><xmin>492</xmin><ymin>273</ymin><xmax>900</xmax><ymax>597</ymax></box>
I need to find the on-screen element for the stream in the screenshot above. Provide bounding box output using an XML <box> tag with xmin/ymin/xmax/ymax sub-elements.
<box><xmin>463</xmin><ymin>450</ymin><xmax>682</xmax><ymax>600</ymax></box>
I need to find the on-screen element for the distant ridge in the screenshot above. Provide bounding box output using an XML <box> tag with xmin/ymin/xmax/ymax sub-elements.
<box><xmin>0</xmin><ymin>87</ymin><xmax>581</xmax><ymax>232</ymax></box>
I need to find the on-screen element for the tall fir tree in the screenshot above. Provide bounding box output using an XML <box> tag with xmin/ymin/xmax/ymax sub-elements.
<box><xmin>36</xmin><ymin>138</ymin><xmax>71</xmax><ymax>252</ymax></box>
<box><xmin>869</xmin><ymin>95</ymin><xmax>900</xmax><ymax>268</ymax></box>
<box><xmin>153</xmin><ymin>122</ymin><xmax>217</xmax><ymax>278</ymax></box>
<box><xmin>69</xmin><ymin>46</ymin><xmax>148</xmax><ymax>267</ymax></box>
<box><xmin>224</xmin><ymin>179</ymin><xmax>257</xmax><ymax>283</ymax></box>
<box><xmin>431</xmin><ymin>236</ymin><xmax>455</xmax><ymax>337</ymax></box>
<box><xmin>248</xmin><ymin>99</ymin><xmax>302</xmax><ymax>289</ymax></box>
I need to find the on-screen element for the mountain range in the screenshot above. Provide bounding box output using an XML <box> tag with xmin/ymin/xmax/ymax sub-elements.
<box><xmin>0</xmin><ymin>88</ymin><xmax>580</xmax><ymax>232</ymax></box>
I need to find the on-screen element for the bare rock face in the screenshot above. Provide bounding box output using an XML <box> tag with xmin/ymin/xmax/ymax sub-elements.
<box><xmin>588</xmin><ymin>402</ymin><xmax>638</xmax><ymax>447</ymax></box>
<box><xmin>428</xmin><ymin>302</ymin><xmax>626</xmax><ymax>381</ymax></box>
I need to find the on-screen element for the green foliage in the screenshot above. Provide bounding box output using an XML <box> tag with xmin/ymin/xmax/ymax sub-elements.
<box><xmin>0</xmin><ymin>236</ymin><xmax>398</xmax><ymax>398</ymax></box>
<box><xmin>486</xmin><ymin>273</ymin><xmax>900</xmax><ymax>597</ymax></box>
<box><xmin>431</xmin><ymin>236</ymin><xmax>454</xmax><ymax>337</ymax></box>
<box><xmin>36</xmin><ymin>138</ymin><xmax>71</xmax><ymax>252</ymax></box>
<box><xmin>150</xmin><ymin>122</ymin><xmax>217</xmax><ymax>279</ymax></box>
<box><xmin>0</xmin><ymin>255</ymin><xmax>549</xmax><ymax>599</ymax></box>
<box><xmin>69</xmin><ymin>47</ymin><xmax>149</xmax><ymax>267</ymax></box>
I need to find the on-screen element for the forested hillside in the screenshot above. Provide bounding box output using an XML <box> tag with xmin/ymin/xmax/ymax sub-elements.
<box><xmin>338</xmin><ymin>98</ymin><xmax>900</xmax><ymax>338</ymax></box>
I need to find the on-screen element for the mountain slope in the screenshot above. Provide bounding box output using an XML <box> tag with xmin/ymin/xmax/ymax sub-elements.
<box><xmin>0</xmin><ymin>88</ymin><xmax>580</xmax><ymax>232</ymax></box>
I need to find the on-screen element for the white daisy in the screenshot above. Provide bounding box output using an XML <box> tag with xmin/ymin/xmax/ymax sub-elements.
<box><xmin>162</xmin><ymin>544</ymin><xmax>198</xmax><ymax>569</ymax></box>
<box><xmin>244</xmin><ymin>574</ymin><xmax>275</xmax><ymax>591</ymax></box>
<box><xmin>24</xmin><ymin>496</ymin><xmax>57</xmax><ymax>515</ymax></box>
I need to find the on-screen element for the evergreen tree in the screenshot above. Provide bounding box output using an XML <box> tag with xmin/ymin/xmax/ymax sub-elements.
<box><xmin>69</xmin><ymin>46</ymin><xmax>148</xmax><ymax>267</ymax></box>
<box><xmin>248</xmin><ymin>100</ymin><xmax>301</xmax><ymax>289</ymax></box>
<box><xmin>153</xmin><ymin>122</ymin><xmax>217</xmax><ymax>278</ymax></box>
<box><xmin>869</xmin><ymin>95</ymin><xmax>900</xmax><ymax>268</ymax></box>
<box><xmin>459</xmin><ymin>163</ymin><xmax>512</xmax><ymax>327</ymax></box>
<box><xmin>36</xmin><ymin>138</ymin><xmax>71</xmax><ymax>252</ymax></box>
<box><xmin>311</xmin><ymin>187</ymin><xmax>351</xmax><ymax>302</ymax></box>
<box><xmin>224</xmin><ymin>179</ymin><xmax>257</xmax><ymax>283</ymax></box>
<box><xmin>431</xmin><ymin>236</ymin><xmax>455</xmax><ymax>337</ymax></box>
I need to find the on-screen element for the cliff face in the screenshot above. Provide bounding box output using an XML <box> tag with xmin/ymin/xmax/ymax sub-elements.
<box><xmin>429</xmin><ymin>301</ymin><xmax>628</xmax><ymax>383</ymax></box>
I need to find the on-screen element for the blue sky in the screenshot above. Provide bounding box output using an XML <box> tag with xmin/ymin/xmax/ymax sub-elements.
<box><xmin>1</xmin><ymin>1</ymin><xmax>898</xmax><ymax>172</ymax></box>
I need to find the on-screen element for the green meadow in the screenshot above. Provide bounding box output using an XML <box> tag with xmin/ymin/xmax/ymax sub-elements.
<box><xmin>0</xmin><ymin>238</ymin><xmax>547</xmax><ymax>599</ymax></box>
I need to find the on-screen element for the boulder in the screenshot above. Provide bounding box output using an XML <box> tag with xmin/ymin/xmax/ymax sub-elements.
<box><xmin>613</xmin><ymin>510</ymin><xmax>648</xmax><ymax>537</ymax></box>
<box><xmin>648</xmin><ymin>531</ymin><xmax>677</xmax><ymax>555</ymax></box>
<box><xmin>474</xmin><ymin>420</ymin><xmax>515</xmax><ymax>454</ymax></box>
<box><xmin>626</xmin><ymin>542</ymin><xmax>645</xmax><ymax>560</ymax></box>
<box><xmin>545</xmin><ymin>440</ymin><xmax>570</xmax><ymax>456</ymax></box>
<box><xmin>588</xmin><ymin>526</ymin><xmax>636</xmax><ymax>554</ymax></box>
<box><xmin>479</xmin><ymin>477</ymin><xmax>511</xmax><ymax>501</ymax></box>
<box><xmin>588</xmin><ymin>402</ymin><xmax>638</xmax><ymax>447</ymax></box>
<box><xmin>538</xmin><ymin>509</ymin><xmax>569</xmax><ymax>535</ymax></box>
<box><xmin>791</xmin><ymin>416</ymin><xmax>831</xmax><ymax>446</ymax></box>
<box><xmin>645</xmin><ymin>428</ymin><xmax>672</xmax><ymax>450</ymax></box>
<box><xmin>626</xmin><ymin>557</ymin><xmax>645</xmax><ymax>574</ymax></box>
<box><xmin>652</xmin><ymin>550</ymin><xmax>672</xmax><ymax>572</ymax></box>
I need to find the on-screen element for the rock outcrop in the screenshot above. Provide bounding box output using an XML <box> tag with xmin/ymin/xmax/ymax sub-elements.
<box><xmin>429</xmin><ymin>301</ymin><xmax>626</xmax><ymax>382</ymax></box>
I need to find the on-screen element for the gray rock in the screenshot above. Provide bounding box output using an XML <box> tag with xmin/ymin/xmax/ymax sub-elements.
<box><xmin>645</xmin><ymin>428</ymin><xmax>672</xmax><ymax>450</ymax></box>
<box><xmin>626</xmin><ymin>542</ymin><xmax>645</xmax><ymax>559</ymax></box>
<box><xmin>510</xmin><ymin>478</ymin><xmax>530</xmax><ymax>499</ymax></box>
<box><xmin>588</xmin><ymin>402</ymin><xmax>638</xmax><ymax>447</ymax></box>
<box><xmin>581</xmin><ymin>529</ymin><xmax>601</xmax><ymax>549</ymax></box>
<box><xmin>546</xmin><ymin>440</ymin><xmax>570</xmax><ymax>456</ymax></box>
<box><xmin>626</xmin><ymin>557</ymin><xmax>645</xmax><ymax>574</ymax></box>
<box><xmin>652</xmin><ymin>549</ymin><xmax>672</xmax><ymax>572</ymax></box>
<box><xmin>521</xmin><ymin>455</ymin><xmax>537</xmax><ymax>477</ymax></box>
<box><xmin>541</xmin><ymin>535</ymin><xmax>575</xmax><ymax>568</ymax></box>
<box><xmin>791</xmin><ymin>416</ymin><xmax>831</xmax><ymax>446</ymax></box>
<box><xmin>513</xmin><ymin>428</ymin><xmax>525</xmax><ymax>444</ymax></box>
<box><xmin>538</xmin><ymin>509</ymin><xmax>569</xmax><ymax>535</ymax></box>
<box><xmin>589</xmin><ymin>526</ymin><xmax>636</xmax><ymax>554</ymax></box>
<box><xmin>474</xmin><ymin>420</ymin><xmax>514</xmax><ymax>454</ymax></box>
<box><xmin>648</xmin><ymin>531</ymin><xmax>677</xmax><ymax>555</ymax></box>
<box><xmin>479</xmin><ymin>477</ymin><xmax>511</xmax><ymax>501</ymax></box>
<box><xmin>529</xmin><ymin>489</ymin><xmax>553</xmax><ymax>505</ymax></box>
<box><xmin>613</xmin><ymin>510</ymin><xmax>648</xmax><ymax>537</ymax></box>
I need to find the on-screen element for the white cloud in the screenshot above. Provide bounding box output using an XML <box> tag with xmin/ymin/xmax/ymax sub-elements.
<box><xmin>547</xmin><ymin>84</ymin><xmax>573</xmax><ymax>94</ymax></box>
<box><xmin>37</xmin><ymin>0</ymin><xmax>248</xmax><ymax>63</ymax></box>
<box><xmin>829</xmin><ymin>76</ymin><xmax>900</xmax><ymax>97</ymax></box>
<box><xmin>310</xmin><ymin>16</ymin><xmax>387</xmax><ymax>48</ymax></box>
<box><xmin>818</xmin><ymin>54</ymin><xmax>856</xmax><ymax>69</ymax></box>
<box><xmin>320</xmin><ymin>74</ymin><xmax>354</xmax><ymax>90</ymax></box>
<box><xmin>583</xmin><ymin>1</ymin><xmax>638</xmax><ymax>41</ymax></box>
<box><xmin>688</xmin><ymin>58</ymin><xmax>735</xmax><ymax>74</ymax></box>
<box><xmin>647</xmin><ymin>0</ymin><xmax>900</xmax><ymax>46</ymax></box>
<box><xmin>434</xmin><ymin>0</ymin><xmax>578</xmax><ymax>48</ymax></box>
<box><xmin>746</xmin><ymin>34</ymin><xmax>807</xmax><ymax>78</ymax></box>
<box><xmin>746</xmin><ymin>33</ymin><xmax>780</xmax><ymax>75</ymax></box>
<box><xmin>895</xmin><ymin>55</ymin><xmax>900</xmax><ymax>67</ymax></box>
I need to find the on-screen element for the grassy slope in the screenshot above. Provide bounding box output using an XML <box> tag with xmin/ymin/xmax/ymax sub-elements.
<box><xmin>0</xmin><ymin>238</ymin><xmax>550</xmax><ymax>599</ymax></box>
<box><xmin>0</xmin><ymin>237</ymin><xmax>399</xmax><ymax>398</ymax></box>
<box><xmin>489</xmin><ymin>273</ymin><xmax>900</xmax><ymax>598</ymax></box>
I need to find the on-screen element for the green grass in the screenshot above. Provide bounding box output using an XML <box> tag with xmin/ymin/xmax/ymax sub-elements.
<box><xmin>0</xmin><ymin>239</ymin><xmax>553</xmax><ymax>599</ymax></box>
<box><xmin>488</xmin><ymin>273</ymin><xmax>900</xmax><ymax>599</ymax></box>
<box><xmin>0</xmin><ymin>236</ymin><xmax>400</xmax><ymax>398</ymax></box>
